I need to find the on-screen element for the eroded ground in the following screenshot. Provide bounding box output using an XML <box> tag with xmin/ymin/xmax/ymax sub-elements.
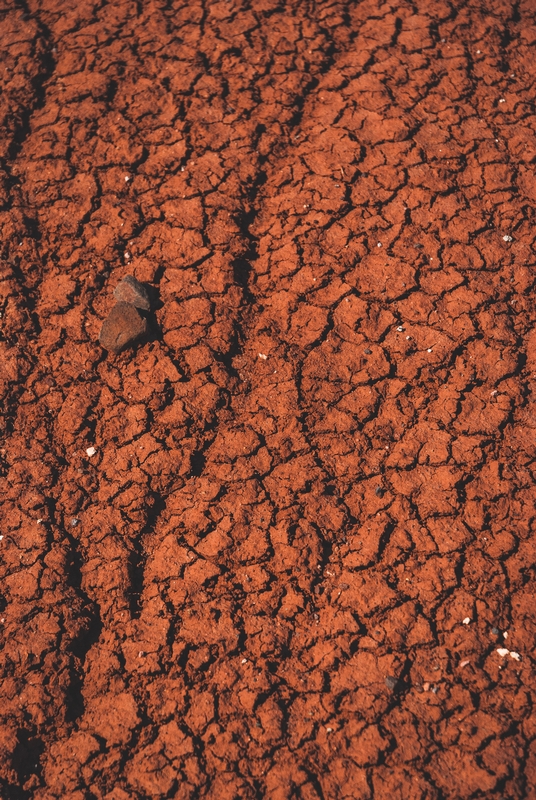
<box><xmin>1</xmin><ymin>0</ymin><xmax>536</xmax><ymax>798</ymax></box>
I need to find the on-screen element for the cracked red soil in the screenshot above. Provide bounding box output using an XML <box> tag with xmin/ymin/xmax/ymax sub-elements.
<box><xmin>1</xmin><ymin>1</ymin><xmax>536</xmax><ymax>798</ymax></box>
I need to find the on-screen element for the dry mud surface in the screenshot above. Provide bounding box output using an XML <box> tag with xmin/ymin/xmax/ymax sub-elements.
<box><xmin>1</xmin><ymin>1</ymin><xmax>536</xmax><ymax>798</ymax></box>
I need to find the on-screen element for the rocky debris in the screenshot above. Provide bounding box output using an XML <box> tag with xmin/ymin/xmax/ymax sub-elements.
<box><xmin>99</xmin><ymin>301</ymin><xmax>147</xmax><ymax>354</ymax></box>
<box><xmin>113</xmin><ymin>274</ymin><xmax>151</xmax><ymax>310</ymax></box>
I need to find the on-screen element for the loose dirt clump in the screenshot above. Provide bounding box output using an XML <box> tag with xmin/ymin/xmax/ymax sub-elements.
<box><xmin>1</xmin><ymin>1</ymin><xmax>535</xmax><ymax>799</ymax></box>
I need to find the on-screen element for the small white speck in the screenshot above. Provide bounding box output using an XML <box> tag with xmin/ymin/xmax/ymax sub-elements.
<box><xmin>124</xmin><ymin>175</ymin><xmax>130</xmax><ymax>182</ymax></box>
<box><xmin>241</xmin><ymin>658</ymin><xmax>248</xmax><ymax>664</ymax></box>
<box><xmin>181</xmin><ymin>166</ymin><xmax>185</xmax><ymax>172</ymax></box>
<box><xmin>138</xmin><ymin>651</ymin><xmax>145</xmax><ymax>658</ymax></box>
<box><xmin>503</xmin><ymin>235</ymin><xmax>513</xmax><ymax>242</ymax></box>
<box><xmin>427</xmin><ymin>348</ymin><xmax>433</xmax><ymax>353</ymax></box>
<box><xmin>37</xmin><ymin>519</ymin><xmax>43</xmax><ymax>524</ymax></box>
<box><xmin>476</xmin><ymin>50</ymin><xmax>481</xmax><ymax>53</ymax></box>
<box><xmin>503</xmin><ymin>631</ymin><xmax>508</xmax><ymax>639</ymax></box>
<box><xmin>495</xmin><ymin>139</ymin><xmax>499</xmax><ymax>142</ymax></box>
<box><xmin>0</xmin><ymin>618</ymin><xmax>4</xmax><ymax>623</ymax></box>
<box><xmin>377</xmin><ymin>242</ymin><xmax>382</xmax><ymax>248</ymax></box>
<box><xmin>497</xmin><ymin>648</ymin><xmax>509</xmax><ymax>658</ymax></box>
<box><xmin>499</xmin><ymin>98</ymin><xmax>506</xmax><ymax>103</ymax></box>
<box><xmin>462</xmin><ymin>617</ymin><xmax>471</xmax><ymax>625</ymax></box>
<box><xmin>124</xmin><ymin>251</ymin><xmax>131</xmax><ymax>259</ymax></box>
<box><xmin>406</xmin><ymin>335</ymin><xmax>410</xmax><ymax>340</ymax></box>
<box><xmin>510</xmin><ymin>652</ymin><xmax>521</xmax><ymax>661</ymax></box>
<box><xmin>258</xmin><ymin>353</ymin><xmax>268</xmax><ymax>360</ymax></box>
<box><xmin>326</xmin><ymin>727</ymin><xmax>333</xmax><ymax>733</ymax></box>
<box><xmin>441</xmin><ymin>38</ymin><xmax>445</xmax><ymax>43</ymax></box>
<box><xmin>460</xmin><ymin>659</ymin><xmax>470</xmax><ymax>668</ymax></box>
<box><xmin>0</xmin><ymin>535</ymin><xmax>3</xmax><ymax>541</ymax></box>
<box><xmin>490</xmin><ymin>390</ymin><xmax>498</xmax><ymax>396</ymax></box>
<box><xmin>397</xmin><ymin>326</ymin><xmax>404</xmax><ymax>332</ymax></box>
<box><xmin>86</xmin><ymin>447</ymin><xmax>96</xmax><ymax>457</ymax></box>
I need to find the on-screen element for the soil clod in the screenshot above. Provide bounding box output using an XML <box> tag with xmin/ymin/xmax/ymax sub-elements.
<box><xmin>99</xmin><ymin>301</ymin><xmax>147</xmax><ymax>354</ymax></box>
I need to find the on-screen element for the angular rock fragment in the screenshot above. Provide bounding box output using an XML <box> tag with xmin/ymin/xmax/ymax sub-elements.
<box><xmin>113</xmin><ymin>275</ymin><xmax>151</xmax><ymax>310</ymax></box>
<box><xmin>99</xmin><ymin>301</ymin><xmax>147</xmax><ymax>354</ymax></box>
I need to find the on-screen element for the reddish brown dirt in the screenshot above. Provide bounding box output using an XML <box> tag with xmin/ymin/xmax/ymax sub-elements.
<box><xmin>1</xmin><ymin>1</ymin><xmax>536</xmax><ymax>798</ymax></box>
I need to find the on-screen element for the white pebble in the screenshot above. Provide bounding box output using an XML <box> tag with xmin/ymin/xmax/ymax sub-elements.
<box><xmin>499</xmin><ymin>98</ymin><xmax>506</xmax><ymax>103</ymax></box>
<box><xmin>427</xmin><ymin>348</ymin><xmax>433</xmax><ymax>353</ymax></box>
<box><xmin>258</xmin><ymin>353</ymin><xmax>268</xmax><ymax>360</ymax></box>
<box><xmin>503</xmin><ymin>235</ymin><xmax>513</xmax><ymax>242</ymax></box>
<box><xmin>460</xmin><ymin>659</ymin><xmax>470</xmax><ymax>667</ymax></box>
<box><xmin>497</xmin><ymin>648</ymin><xmax>509</xmax><ymax>658</ymax></box>
<box><xmin>241</xmin><ymin>658</ymin><xmax>248</xmax><ymax>664</ymax></box>
<box><xmin>86</xmin><ymin>446</ymin><xmax>97</xmax><ymax>457</ymax></box>
<box><xmin>510</xmin><ymin>652</ymin><xmax>521</xmax><ymax>661</ymax></box>
<box><xmin>503</xmin><ymin>631</ymin><xmax>508</xmax><ymax>639</ymax></box>
<box><xmin>397</xmin><ymin>326</ymin><xmax>404</xmax><ymax>332</ymax></box>
<box><xmin>462</xmin><ymin>617</ymin><xmax>471</xmax><ymax>625</ymax></box>
<box><xmin>326</xmin><ymin>727</ymin><xmax>333</xmax><ymax>733</ymax></box>
<box><xmin>124</xmin><ymin>175</ymin><xmax>130</xmax><ymax>182</ymax></box>
<box><xmin>377</xmin><ymin>242</ymin><xmax>382</xmax><ymax>248</ymax></box>
<box><xmin>0</xmin><ymin>535</ymin><xmax>3</xmax><ymax>541</ymax></box>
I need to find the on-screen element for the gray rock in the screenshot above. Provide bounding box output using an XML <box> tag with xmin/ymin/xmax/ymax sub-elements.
<box><xmin>113</xmin><ymin>275</ymin><xmax>151</xmax><ymax>310</ymax></box>
<box><xmin>99</xmin><ymin>301</ymin><xmax>147</xmax><ymax>354</ymax></box>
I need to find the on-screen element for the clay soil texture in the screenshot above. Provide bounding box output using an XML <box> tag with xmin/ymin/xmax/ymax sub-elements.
<box><xmin>1</xmin><ymin>0</ymin><xmax>536</xmax><ymax>798</ymax></box>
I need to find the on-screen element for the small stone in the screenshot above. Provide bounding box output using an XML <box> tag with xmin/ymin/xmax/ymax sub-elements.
<box><xmin>113</xmin><ymin>275</ymin><xmax>151</xmax><ymax>310</ymax></box>
<box><xmin>71</xmin><ymin>518</ymin><xmax>80</xmax><ymax>527</ymax></box>
<box><xmin>99</xmin><ymin>302</ymin><xmax>147</xmax><ymax>354</ymax></box>
<box><xmin>385</xmin><ymin>676</ymin><xmax>398</xmax><ymax>691</ymax></box>
<box><xmin>364</xmin><ymin>348</ymin><xmax>372</xmax><ymax>355</ymax></box>
<box><xmin>491</xmin><ymin>626</ymin><xmax>500</xmax><ymax>636</ymax></box>
<box><xmin>375</xmin><ymin>486</ymin><xmax>385</xmax><ymax>497</ymax></box>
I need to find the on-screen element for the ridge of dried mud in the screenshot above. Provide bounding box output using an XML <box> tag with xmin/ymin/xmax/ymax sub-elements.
<box><xmin>1</xmin><ymin>1</ymin><xmax>535</xmax><ymax>798</ymax></box>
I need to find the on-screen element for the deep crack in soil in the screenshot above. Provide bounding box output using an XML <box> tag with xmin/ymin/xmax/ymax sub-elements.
<box><xmin>1</xmin><ymin>1</ymin><xmax>535</xmax><ymax>798</ymax></box>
